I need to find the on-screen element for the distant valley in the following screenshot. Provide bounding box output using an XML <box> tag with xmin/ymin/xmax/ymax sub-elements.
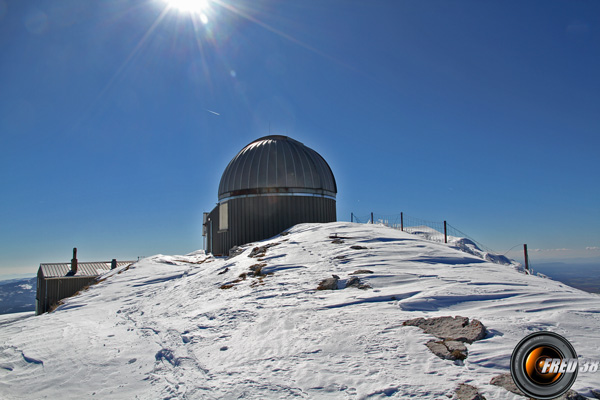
<box><xmin>532</xmin><ymin>262</ymin><xmax>600</xmax><ymax>294</ymax></box>
<box><xmin>0</xmin><ymin>277</ymin><xmax>36</xmax><ymax>314</ymax></box>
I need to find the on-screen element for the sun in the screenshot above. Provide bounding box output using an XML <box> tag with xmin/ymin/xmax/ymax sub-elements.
<box><xmin>164</xmin><ymin>0</ymin><xmax>210</xmax><ymax>14</ymax></box>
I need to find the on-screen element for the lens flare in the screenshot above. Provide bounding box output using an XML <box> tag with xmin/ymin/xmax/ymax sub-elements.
<box><xmin>165</xmin><ymin>0</ymin><xmax>210</xmax><ymax>14</ymax></box>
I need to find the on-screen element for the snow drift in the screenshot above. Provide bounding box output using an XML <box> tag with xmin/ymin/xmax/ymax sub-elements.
<box><xmin>0</xmin><ymin>222</ymin><xmax>599</xmax><ymax>399</ymax></box>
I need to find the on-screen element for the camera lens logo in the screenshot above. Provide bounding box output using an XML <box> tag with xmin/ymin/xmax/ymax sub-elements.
<box><xmin>510</xmin><ymin>332</ymin><xmax>578</xmax><ymax>399</ymax></box>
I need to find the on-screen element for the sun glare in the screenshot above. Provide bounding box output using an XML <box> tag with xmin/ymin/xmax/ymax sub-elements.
<box><xmin>165</xmin><ymin>0</ymin><xmax>210</xmax><ymax>14</ymax></box>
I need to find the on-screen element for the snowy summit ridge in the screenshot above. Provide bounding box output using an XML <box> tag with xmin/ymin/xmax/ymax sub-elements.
<box><xmin>1</xmin><ymin>222</ymin><xmax>599</xmax><ymax>399</ymax></box>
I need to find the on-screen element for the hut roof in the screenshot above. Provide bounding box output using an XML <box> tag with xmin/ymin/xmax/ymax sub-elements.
<box><xmin>39</xmin><ymin>261</ymin><xmax>134</xmax><ymax>278</ymax></box>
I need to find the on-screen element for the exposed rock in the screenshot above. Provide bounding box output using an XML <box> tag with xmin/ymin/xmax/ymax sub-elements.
<box><xmin>489</xmin><ymin>373</ymin><xmax>523</xmax><ymax>396</ymax></box>
<box><xmin>249</xmin><ymin>263</ymin><xmax>267</xmax><ymax>276</ymax></box>
<box><xmin>329</xmin><ymin>234</ymin><xmax>351</xmax><ymax>239</ymax></box>
<box><xmin>561</xmin><ymin>390</ymin><xmax>589</xmax><ymax>400</ymax></box>
<box><xmin>248</xmin><ymin>243</ymin><xmax>279</xmax><ymax>258</ymax></box>
<box><xmin>345</xmin><ymin>276</ymin><xmax>371</xmax><ymax>290</ymax></box>
<box><xmin>455</xmin><ymin>383</ymin><xmax>486</xmax><ymax>400</ymax></box>
<box><xmin>217</xmin><ymin>267</ymin><xmax>229</xmax><ymax>275</ymax></box>
<box><xmin>592</xmin><ymin>389</ymin><xmax>600</xmax><ymax>399</ymax></box>
<box><xmin>317</xmin><ymin>275</ymin><xmax>340</xmax><ymax>290</ymax></box>
<box><xmin>403</xmin><ymin>316</ymin><xmax>486</xmax><ymax>344</ymax></box>
<box><xmin>227</xmin><ymin>246</ymin><xmax>245</xmax><ymax>258</ymax></box>
<box><xmin>345</xmin><ymin>276</ymin><xmax>361</xmax><ymax>287</ymax></box>
<box><xmin>426</xmin><ymin>340</ymin><xmax>467</xmax><ymax>361</ymax></box>
<box><xmin>404</xmin><ymin>316</ymin><xmax>485</xmax><ymax>361</ymax></box>
<box><xmin>490</xmin><ymin>373</ymin><xmax>588</xmax><ymax>399</ymax></box>
<box><xmin>331</xmin><ymin>238</ymin><xmax>344</xmax><ymax>244</ymax></box>
<box><xmin>350</xmin><ymin>245</ymin><xmax>368</xmax><ymax>250</ymax></box>
<box><xmin>350</xmin><ymin>269</ymin><xmax>374</xmax><ymax>275</ymax></box>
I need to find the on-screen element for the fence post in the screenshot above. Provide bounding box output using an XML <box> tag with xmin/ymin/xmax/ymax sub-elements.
<box><xmin>401</xmin><ymin>212</ymin><xmax>404</xmax><ymax>231</ymax></box>
<box><xmin>371</xmin><ymin>212</ymin><xmax>374</xmax><ymax>224</ymax></box>
<box><xmin>523</xmin><ymin>244</ymin><xmax>529</xmax><ymax>273</ymax></box>
<box><xmin>444</xmin><ymin>221</ymin><xmax>447</xmax><ymax>243</ymax></box>
<box><xmin>351</xmin><ymin>212</ymin><xmax>354</xmax><ymax>223</ymax></box>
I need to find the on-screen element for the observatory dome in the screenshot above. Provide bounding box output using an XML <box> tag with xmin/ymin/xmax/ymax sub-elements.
<box><xmin>218</xmin><ymin>135</ymin><xmax>337</xmax><ymax>201</ymax></box>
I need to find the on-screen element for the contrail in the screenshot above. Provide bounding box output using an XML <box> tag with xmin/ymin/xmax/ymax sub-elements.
<box><xmin>205</xmin><ymin>109</ymin><xmax>220</xmax><ymax>116</ymax></box>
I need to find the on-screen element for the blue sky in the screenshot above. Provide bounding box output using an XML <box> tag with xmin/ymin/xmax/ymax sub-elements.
<box><xmin>1</xmin><ymin>0</ymin><xmax>599</xmax><ymax>275</ymax></box>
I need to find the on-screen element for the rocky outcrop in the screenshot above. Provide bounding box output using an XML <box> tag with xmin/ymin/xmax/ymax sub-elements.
<box><xmin>350</xmin><ymin>269</ymin><xmax>373</xmax><ymax>275</ymax></box>
<box><xmin>345</xmin><ymin>276</ymin><xmax>371</xmax><ymax>290</ymax></box>
<box><xmin>426</xmin><ymin>340</ymin><xmax>467</xmax><ymax>361</ymax></box>
<box><xmin>248</xmin><ymin>243</ymin><xmax>280</xmax><ymax>258</ymax></box>
<box><xmin>403</xmin><ymin>316</ymin><xmax>486</xmax><ymax>344</ymax></box>
<box><xmin>317</xmin><ymin>275</ymin><xmax>340</xmax><ymax>290</ymax></box>
<box><xmin>455</xmin><ymin>383</ymin><xmax>486</xmax><ymax>400</ymax></box>
<box><xmin>403</xmin><ymin>316</ymin><xmax>486</xmax><ymax>361</ymax></box>
<box><xmin>489</xmin><ymin>373</ymin><xmax>588</xmax><ymax>400</ymax></box>
<box><xmin>489</xmin><ymin>373</ymin><xmax>522</xmax><ymax>396</ymax></box>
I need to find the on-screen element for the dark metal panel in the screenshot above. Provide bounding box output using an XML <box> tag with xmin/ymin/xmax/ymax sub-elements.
<box><xmin>275</xmin><ymin>139</ymin><xmax>286</xmax><ymax>188</ymax></box>
<box><xmin>208</xmin><ymin>195</ymin><xmax>336</xmax><ymax>256</ymax></box>
<box><xmin>218</xmin><ymin>136</ymin><xmax>337</xmax><ymax>200</ymax></box>
<box><xmin>37</xmin><ymin>276</ymin><xmax>97</xmax><ymax>314</ymax></box>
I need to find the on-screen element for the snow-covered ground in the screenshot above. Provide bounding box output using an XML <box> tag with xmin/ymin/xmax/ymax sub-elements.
<box><xmin>0</xmin><ymin>222</ymin><xmax>599</xmax><ymax>399</ymax></box>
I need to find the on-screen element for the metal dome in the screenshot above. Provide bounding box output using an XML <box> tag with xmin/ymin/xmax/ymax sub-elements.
<box><xmin>218</xmin><ymin>135</ymin><xmax>337</xmax><ymax>201</ymax></box>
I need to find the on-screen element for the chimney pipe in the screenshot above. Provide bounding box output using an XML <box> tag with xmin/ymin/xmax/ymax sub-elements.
<box><xmin>70</xmin><ymin>247</ymin><xmax>78</xmax><ymax>275</ymax></box>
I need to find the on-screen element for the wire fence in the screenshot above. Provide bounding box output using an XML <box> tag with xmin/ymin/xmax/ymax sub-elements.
<box><xmin>351</xmin><ymin>212</ymin><xmax>496</xmax><ymax>254</ymax></box>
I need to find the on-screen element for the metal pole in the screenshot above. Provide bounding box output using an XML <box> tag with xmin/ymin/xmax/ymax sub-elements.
<box><xmin>401</xmin><ymin>212</ymin><xmax>404</xmax><ymax>231</ymax></box>
<box><xmin>371</xmin><ymin>212</ymin><xmax>374</xmax><ymax>224</ymax></box>
<box><xmin>524</xmin><ymin>244</ymin><xmax>529</xmax><ymax>273</ymax></box>
<box><xmin>444</xmin><ymin>221</ymin><xmax>447</xmax><ymax>243</ymax></box>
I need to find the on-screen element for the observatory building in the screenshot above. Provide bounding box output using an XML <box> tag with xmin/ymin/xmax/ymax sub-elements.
<box><xmin>204</xmin><ymin>135</ymin><xmax>337</xmax><ymax>255</ymax></box>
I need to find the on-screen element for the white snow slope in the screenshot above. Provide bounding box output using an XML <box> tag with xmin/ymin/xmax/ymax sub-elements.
<box><xmin>1</xmin><ymin>222</ymin><xmax>599</xmax><ymax>399</ymax></box>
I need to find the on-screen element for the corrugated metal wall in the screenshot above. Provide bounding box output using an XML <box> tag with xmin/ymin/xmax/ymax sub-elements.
<box><xmin>206</xmin><ymin>196</ymin><xmax>336</xmax><ymax>256</ymax></box>
<box><xmin>36</xmin><ymin>273</ymin><xmax>97</xmax><ymax>315</ymax></box>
